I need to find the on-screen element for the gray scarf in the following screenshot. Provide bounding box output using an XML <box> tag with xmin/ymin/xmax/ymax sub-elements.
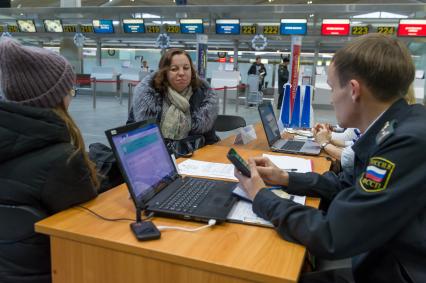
<box><xmin>161</xmin><ymin>86</ymin><xmax>193</xmax><ymax>139</ymax></box>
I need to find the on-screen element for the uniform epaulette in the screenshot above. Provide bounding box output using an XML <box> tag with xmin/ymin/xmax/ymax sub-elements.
<box><xmin>376</xmin><ymin>119</ymin><xmax>397</xmax><ymax>145</ymax></box>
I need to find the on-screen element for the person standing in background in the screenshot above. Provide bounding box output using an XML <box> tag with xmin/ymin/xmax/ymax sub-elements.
<box><xmin>141</xmin><ymin>60</ymin><xmax>149</xmax><ymax>72</ymax></box>
<box><xmin>248</xmin><ymin>56</ymin><xmax>267</xmax><ymax>91</ymax></box>
<box><xmin>277</xmin><ymin>56</ymin><xmax>290</xmax><ymax>110</ymax></box>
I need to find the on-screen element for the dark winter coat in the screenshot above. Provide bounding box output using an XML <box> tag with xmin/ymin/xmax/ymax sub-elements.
<box><xmin>0</xmin><ymin>102</ymin><xmax>97</xmax><ymax>283</ymax></box>
<box><xmin>129</xmin><ymin>73</ymin><xmax>219</xmax><ymax>144</ymax></box>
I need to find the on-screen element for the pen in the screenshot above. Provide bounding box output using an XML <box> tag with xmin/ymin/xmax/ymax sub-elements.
<box><xmin>283</xmin><ymin>168</ymin><xmax>298</xmax><ymax>172</ymax></box>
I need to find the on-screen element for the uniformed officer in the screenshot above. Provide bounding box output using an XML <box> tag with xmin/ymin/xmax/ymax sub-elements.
<box><xmin>277</xmin><ymin>56</ymin><xmax>290</xmax><ymax>110</ymax></box>
<box><xmin>235</xmin><ymin>33</ymin><xmax>426</xmax><ymax>283</ymax></box>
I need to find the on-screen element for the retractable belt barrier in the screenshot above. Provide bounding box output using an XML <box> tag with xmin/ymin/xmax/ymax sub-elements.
<box><xmin>74</xmin><ymin>78</ymin><xmax>246</xmax><ymax>114</ymax></box>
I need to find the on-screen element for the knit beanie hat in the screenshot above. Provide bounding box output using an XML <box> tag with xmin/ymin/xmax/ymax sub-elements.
<box><xmin>0</xmin><ymin>37</ymin><xmax>75</xmax><ymax>108</ymax></box>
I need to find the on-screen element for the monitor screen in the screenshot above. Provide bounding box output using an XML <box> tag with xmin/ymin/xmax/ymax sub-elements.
<box><xmin>398</xmin><ymin>19</ymin><xmax>426</xmax><ymax>37</ymax></box>
<box><xmin>321</xmin><ymin>19</ymin><xmax>350</xmax><ymax>36</ymax></box>
<box><xmin>43</xmin><ymin>20</ymin><xmax>63</xmax><ymax>33</ymax></box>
<box><xmin>280</xmin><ymin>19</ymin><xmax>307</xmax><ymax>35</ymax></box>
<box><xmin>180</xmin><ymin>19</ymin><xmax>203</xmax><ymax>34</ymax></box>
<box><xmin>110</xmin><ymin>123</ymin><xmax>176</xmax><ymax>203</ymax></box>
<box><xmin>17</xmin><ymin>20</ymin><xmax>36</xmax><ymax>33</ymax></box>
<box><xmin>123</xmin><ymin>19</ymin><xmax>145</xmax><ymax>33</ymax></box>
<box><xmin>216</xmin><ymin>19</ymin><xmax>240</xmax><ymax>35</ymax></box>
<box><xmin>93</xmin><ymin>19</ymin><xmax>114</xmax><ymax>33</ymax></box>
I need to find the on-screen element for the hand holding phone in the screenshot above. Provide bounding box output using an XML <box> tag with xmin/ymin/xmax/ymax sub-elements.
<box><xmin>227</xmin><ymin>148</ymin><xmax>251</xmax><ymax>178</ymax></box>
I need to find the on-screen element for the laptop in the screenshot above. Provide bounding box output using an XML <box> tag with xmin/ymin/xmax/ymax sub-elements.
<box><xmin>105</xmin><ymin>120</ymin><xmax>238</xmax><ymax>223</ymax></box>
<box><xmin>258</xmin><ymin>102</ymin><xmax>321</xmax><ymax>155</ymax></box>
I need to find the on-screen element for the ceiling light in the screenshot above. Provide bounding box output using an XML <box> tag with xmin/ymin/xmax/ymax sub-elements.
<box><xmin>307</xmin><ymin>1</ymin><xmax>313</xmax><ymax>4</ymax></box>
<box><xmin>309</xmin><ymin>14</ymin><xmax>314</xmax><ymax>18</ymax></box>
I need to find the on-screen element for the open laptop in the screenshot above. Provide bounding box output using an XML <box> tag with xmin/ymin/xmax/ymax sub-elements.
<box><xmin>105</xmin><ymin>120</ymin><xmax>237</xmax><ymax>223</ymax></box>
<box><xmin>258</xmin><ymin>102</ymin><xmax>321</xmax><ymax>155</ymax></box>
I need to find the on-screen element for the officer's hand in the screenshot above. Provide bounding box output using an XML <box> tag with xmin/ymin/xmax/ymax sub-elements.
<box><xmin>251</xmin><ymin>157</ymin><xmax>289</xmax><ymax>186</ymax></box>
<box><xmin>234</xmin><ymin>159</ymin><xmax>266</xmax><ymax>201</ymax></box>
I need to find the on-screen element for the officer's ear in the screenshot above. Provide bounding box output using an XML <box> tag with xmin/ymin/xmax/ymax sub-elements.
<box><xmin>349</xmin><ymin>79</ymin><xmax>361</xmax><ymax>103</ymax></box>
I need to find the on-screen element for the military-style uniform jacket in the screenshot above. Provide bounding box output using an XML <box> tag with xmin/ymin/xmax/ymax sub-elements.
<box><xmin>253</xmin><ymin>99</ymin><xmax>426</xmax><ymax>283</ymax></box>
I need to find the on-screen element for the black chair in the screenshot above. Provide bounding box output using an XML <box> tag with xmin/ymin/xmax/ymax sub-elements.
<box><xmin>214</xmin><ymin>115</ymin><xmax>246</xmax><ymax>132</ymax></box>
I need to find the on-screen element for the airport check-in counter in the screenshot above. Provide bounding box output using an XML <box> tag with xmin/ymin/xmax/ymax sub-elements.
<box><xmin>120</xmin><ymin>68</ymin><xmax>148</xmax><ymax>93</ymax></box>
<box><xmin>210</xmin><ymin>70</ymin><xmax>241</xmax><ymax>101</ymax></box>
<box><xmin>90</xmin><ymin>67</ymin><xmax>118</xmax><ymax>94</ymax></box>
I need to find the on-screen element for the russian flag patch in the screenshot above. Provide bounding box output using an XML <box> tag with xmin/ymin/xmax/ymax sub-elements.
<box><xmin>360</xmin><ymin>157</ymin><xmax>395</xmax><ymax>192</ymax></box>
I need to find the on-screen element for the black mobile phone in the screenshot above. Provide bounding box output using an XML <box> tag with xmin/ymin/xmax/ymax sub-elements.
<box><xmin>130</xmin><ymin>221</ymin><xmax>161</xmax><ymax>241</ymax></box>
<box><xmin>227</xmin><ymin>148</ymin><xmax>251</xmax><ymax>178</ymax></box>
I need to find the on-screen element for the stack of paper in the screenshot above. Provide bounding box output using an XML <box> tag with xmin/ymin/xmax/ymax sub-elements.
<box><xmin>178</xmin><ymin>159</ymin><xmax>237</xmax><ymax>181</ymax></box>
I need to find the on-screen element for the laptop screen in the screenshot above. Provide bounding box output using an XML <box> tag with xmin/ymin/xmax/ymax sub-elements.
<box><xmin>110</xmin><ymin>123</ymin><xmax>176</xmax><ymax>204</ymax></box>
<box><xmin>258</xmin><ymin>102</ymin><xmax>281</xmax><ymax>145</ymax></box>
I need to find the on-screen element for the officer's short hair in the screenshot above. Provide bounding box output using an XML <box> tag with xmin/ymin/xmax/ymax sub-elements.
<box><xmin>331</xmin><ymin>33</ymin><xmax>414</xmax><ymax>102</ymax></box>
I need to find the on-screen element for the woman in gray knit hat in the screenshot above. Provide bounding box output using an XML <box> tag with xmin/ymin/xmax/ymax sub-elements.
<box><xmin>0</xmin><ymin>38</ymin><xmax>98</xmax><ymax>283</ymax></box>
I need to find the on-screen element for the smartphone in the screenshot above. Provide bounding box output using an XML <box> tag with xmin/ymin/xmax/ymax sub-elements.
<box><xmin>130</xmin><ymin>221</ymin><xmax>161</xmax><ymax>241</ymax></box>
<box><xmin>227</xmin><ymin>148</ymin><xmax>251</xmax><ymax>177</ymax></box>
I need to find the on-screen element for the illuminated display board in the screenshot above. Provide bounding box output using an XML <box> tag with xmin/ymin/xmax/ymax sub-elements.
<box><xmin>351</xmin><ymin>25</ymin><xmax>369</xmax><ymax>35</ymax></box>
<box><xmin>216</xmin><ymin>19</ymin><xmax>240</xmax><ymax>35</ymax></box>
<box><xmin>63</xmin><ymin>25</ymin><xmax>77</xmax><ymax>32</ymax></box>
<box><xmin>180</xmin><ymin>19</ymin><xmax>203</xmax><ymax>34</ymax></box>
<box><xmin>44</xmin><ymin>20</ymin><xmax>63</xmax><ymax>33</ymax></box>
<box><xmin>123</xmin><ymin>19</ymin><xmax>145</xmax><ymax>33</ymax></box>
<box><xmin>17</xmin><ymin>20</ymin><xmax>36</xmax><ymax>32</ymax></box>
<box><xmin>80</xmin><ymin>25</ymin><xmax>93</xmax><ymax>33</ymax></box>
<box><xmin>262</xmin><ymin>25</ymin><xmax>279</xmax><ymax>35</ymax></box>
<box><xmin>92</xmin><ymin>19</ymin><xmax>114</xmax><ymax>33</ymax></box>
<box><xmin>321</xmin><ymin>19</ymin><xmax>350</xmax><ymax>36</ymax></box>
<box><xmin>166</xmin><ymin>25</ymin><xmax>180</xmax><ymax>33</ymax></box>
<box><xmin>0</xmin><ymin>26</ymin><xmax>4</xmax><ymax>32</ymax></box>
<box><xmin>398</xmin><ymin>19</ymin><xmax>426</xmax><ymax>37</ymax></box>
<box><xmin>146</xmin><ymin>25</ymin><xmax>160</xmax><ymax>33</ymax></box>
<box><xmin>280</xmin><ymin>19</ymin><xmax>307</xmax><ymax>35</ymax></box>
<box><xmin>241</xmin><ymin>25</ymin><xmax>256</xmax><ymax>35</ymax></box>
<box><xmin>7</xmin><ymin>25</ymin><xmax>19</xmax><ymax>32</ymax></box>
<box><xmin>376</xmin><ymin>26</ymin><xmax>395</xmax><ymax>35</ymax></box>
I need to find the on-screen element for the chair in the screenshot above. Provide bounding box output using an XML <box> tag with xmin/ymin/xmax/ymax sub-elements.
<box><xmin>214</xmin><ymin>115</ymin><xmax>246</xmax><ymax>132</ymax></box>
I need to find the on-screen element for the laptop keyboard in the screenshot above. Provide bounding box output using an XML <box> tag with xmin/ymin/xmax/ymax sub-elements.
<box><xmin>281</xmin><ymin>140</ymin><xmax>305</xmax><ymax>151</ymax></box>
<box><xmin>159</xmin><ymin>178</ymin><xmax>214</xmax><ymax>213</ymax></box>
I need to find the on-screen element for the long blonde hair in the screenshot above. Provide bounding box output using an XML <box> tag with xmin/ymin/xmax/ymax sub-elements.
<box><xmin>404</xmin><ymin>83</ymin><xmax>416</xmax><ymax>105</ymax></box>
<box><xmin>52</xmin><ymin>102</ymin><xmax>100</xmax><ymax>190</ymax></box>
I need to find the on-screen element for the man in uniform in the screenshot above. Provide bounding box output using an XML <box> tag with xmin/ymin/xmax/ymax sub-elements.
<box><xmin>235</xmin><ymin>33</ymin><xmax>426</xmax><ymax>283</ymax></box>
<box><xmin>277</xmin><ymin>56</ymin><xmax>290</xmax><ymax>110</ymax></box>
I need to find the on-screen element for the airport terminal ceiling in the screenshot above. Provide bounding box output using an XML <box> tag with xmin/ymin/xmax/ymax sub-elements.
<box><xmin>1</xmin><ymin>1</ymin><xmax>425</xmax><ymax>53</ymax></box>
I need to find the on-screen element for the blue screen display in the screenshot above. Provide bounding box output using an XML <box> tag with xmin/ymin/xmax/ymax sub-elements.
<box><xmin>180</xmin><ymin>23</ymin><xmax>203</xmax><ymax>34</ymax></box>
<box><xmin>216</xmin><ymin>20</ymin><xmax>240</xmax><ymax>35</ymax></box>
<box><xmin>93</xmin><ymin>19</ymin><xmax>114</xmax><ymax>34</ymax></box>
<box><xmin>123</xmin><ymin>19</ymin><xmax>145</xmax><ymax>33</ymax></box>
<box><xmin>280</xmin><ymin>20</ymin><xmax>307</xmax><ymax>35</ymax></box>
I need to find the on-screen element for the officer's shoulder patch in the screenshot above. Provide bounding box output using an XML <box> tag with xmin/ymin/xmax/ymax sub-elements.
<box><xmin>376</xmin><ymin>119</ymin><xmax>397</xmax><ymax>145</ymax></box>
<box><xmin>359</xmin><ymin>157</ymin><xmax>395</xmax><ymax>192</ymax></box>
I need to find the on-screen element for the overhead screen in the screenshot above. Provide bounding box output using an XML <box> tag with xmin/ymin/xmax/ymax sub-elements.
<box><xmin>321</xmin><ymin>19</ymin><xmax>350</xmax><ymax>36</ymax></box>
<box><xmin>280</xmin><ymin>19</ymin><xmax>307</xmax><ymax>35</ymax></box>
<box><xmin>44</xmin><ymin>20</ymin><xmax>63</xmax><ymax>33</ymax></box>
<box><xmin>17</xmin><ymin>20</ymin><xmax>36</xmax><ymax>33</ymax></box>
<box><xmin>398</xmin><ymin>19</ymin><xmax>426</xmax><ymax>37</ymax></box>
<box><xmin>93</xmin><ymin>19</ymin><xmax>114</xmax><ymax>33</ymax></box>
<box><xmin>180</xmin><ymin>19</ymin><xmax>203</xmax><ymax>34</ymax></box>
<box><xmin>123</xmin><ymin>19</ymin><xmax>145</xmax><ymax>33</ymax></box>
<box><xmin>216</xmin><ymin>19</ymin><xmax>240</xmax><ymax>35</ymax></box>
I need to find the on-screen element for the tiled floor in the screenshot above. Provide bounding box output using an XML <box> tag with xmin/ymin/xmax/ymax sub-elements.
<box><xmin>69</xmin><ymin>93</ymin><xmax>337</xmax><ymax>148</ymax></box>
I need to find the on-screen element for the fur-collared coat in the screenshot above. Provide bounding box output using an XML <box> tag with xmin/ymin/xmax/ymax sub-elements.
<box><xmin>129</xmin><ymin>73</ymin><xmax>219</xmax><ymax>144</ymax></box>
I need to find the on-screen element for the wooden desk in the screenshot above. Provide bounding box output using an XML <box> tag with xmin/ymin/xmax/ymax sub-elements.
<box><xmin>36</xmin><ymin>145</ymin><xmax>330</xmax><ymax>283</ymax></box>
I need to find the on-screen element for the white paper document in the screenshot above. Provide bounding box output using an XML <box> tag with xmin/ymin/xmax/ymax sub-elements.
<box><xmin>228</xmin><ymin>185</ymin><xmax>306</xmax><ymax>228</ymax></box>
<box><xmin>262</xmin><ymin>154</ymin><xmax>312</xmax><ymax>173</ymax></box>
<box><xmin>178</xmin><ymin>159</ymin><xmax>237</xmax><ymax>181</ymax></box>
